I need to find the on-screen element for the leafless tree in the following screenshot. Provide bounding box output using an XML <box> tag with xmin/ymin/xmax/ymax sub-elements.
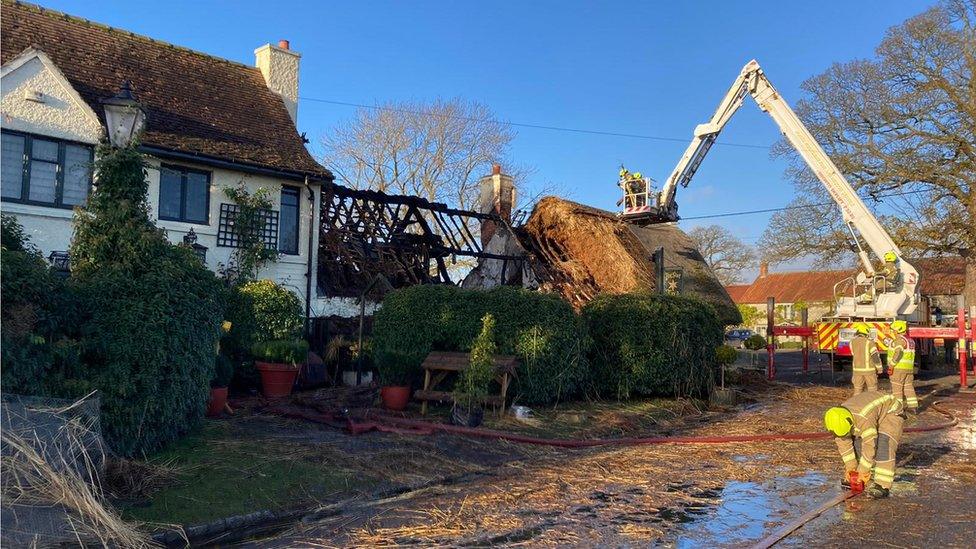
<box><xmin>760</xmin><ymin>0</ymin><xmax>975</xmax><ymax>303</ymax></box>
<box><xmin>321</xmin><ymin>98</ymin><xmax>532</xmax><ymax>213</ymax></box>
<box><xmin>687</xmin><ymin>224</ymin><xmax>757</xmax><ymax>285</ymax></box>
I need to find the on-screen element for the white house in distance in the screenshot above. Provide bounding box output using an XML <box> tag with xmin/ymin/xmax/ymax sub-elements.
<box><xmin>0</xmin><ymin>0</ymin><xmax>368</xmax><ymax>324</ymax></box>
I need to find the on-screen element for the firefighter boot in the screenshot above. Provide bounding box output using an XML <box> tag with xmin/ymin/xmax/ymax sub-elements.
<box><xmin>866</xmin><ymin>483</ymin><xmax>889</xmax><ymax>499</ymax></box>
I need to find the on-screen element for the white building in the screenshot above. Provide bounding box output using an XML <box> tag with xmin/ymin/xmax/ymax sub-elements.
<box><xmin>1</xmin><ymin>1</ymin><xmax>370</xmax><ymax>327</ymax></box>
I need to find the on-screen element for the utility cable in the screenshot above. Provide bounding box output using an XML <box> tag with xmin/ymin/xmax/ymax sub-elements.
<box><xmin>299</xmin><ymin>96</ymin><xmax>770</xmax><ymax>150</ymax></box>
<box><xmin>678</xmin><ymin>188</ymin><xmax>930</xmax><ymax>221</ymax></box>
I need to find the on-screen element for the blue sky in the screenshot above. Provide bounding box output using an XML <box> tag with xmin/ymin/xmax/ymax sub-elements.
<box><xmin>37</xmin><ymin>0</ymin><xmax>932</xmax><ymax>277</ymax></box>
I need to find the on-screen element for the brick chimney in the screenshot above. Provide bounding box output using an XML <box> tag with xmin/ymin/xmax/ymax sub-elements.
<box><xmin>759</xmin><ymin>262</ymin><xmax>769</xmax><ymax>278</ymax></box>
<box><xmin>255</xmin><ymin>40</ymin><xmax>300</xmax><ymax>125</ymax></box>
<box><xmin>479</xmin><ymin>164</ymin><xmax>516</xmax><ymax>246</ymax></box>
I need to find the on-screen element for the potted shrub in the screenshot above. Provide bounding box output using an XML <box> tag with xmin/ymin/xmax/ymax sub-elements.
<box><xmin>376</xmin><ymin>349</ymin><xmax>413</xmax><ymax>410</ymax></box>
<box><xmin>251</xmin><ymin>339</ymin><xmax>309</xmax><ymax>398</ymax></box>
<box><xmin>208</xmin><ymin>354</ymin><xmax>234</xmax><ymax>417</ymax></box>
<box><xmin>452</xmin><ymin>314</ymin><xmax>497</xmax><ymax>428</ymax></box>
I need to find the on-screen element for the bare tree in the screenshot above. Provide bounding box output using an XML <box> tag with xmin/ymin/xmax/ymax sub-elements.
<box><xmin>687</xmin><ymin>224</ymin><xmax>757</xmax><ymax>285</ymax></box>
<box><xmin>760</xmin><ymin>0</ymin><xmax>975</xmax><ymax>303</ymax></box>
<box><xmin>321</xmin><ymin>98</ymin><xmax>529</xmax><ymax>213</ymax></box>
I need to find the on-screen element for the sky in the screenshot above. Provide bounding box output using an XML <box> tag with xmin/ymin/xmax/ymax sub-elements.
<box><xmin>35</xmin><ymin>0</ymin><xmax>935</xmax><ymax>279</ymax></box>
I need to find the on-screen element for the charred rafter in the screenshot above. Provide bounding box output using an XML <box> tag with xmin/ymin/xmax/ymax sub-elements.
<box><xmin>317</xmin><ymin>183</ymin><xmax>522</xmax><ymax>297</ymax></box>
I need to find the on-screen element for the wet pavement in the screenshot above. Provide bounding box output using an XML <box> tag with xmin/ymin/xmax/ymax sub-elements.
<box><xmin>245</xmin><ymin>375</ymin><xmax>975</xmax><ymax>547</ymax></box>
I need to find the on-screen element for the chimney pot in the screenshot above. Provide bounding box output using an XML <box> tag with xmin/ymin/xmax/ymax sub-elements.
<box><xmin>759</xmin><ymin>262</ymin><xmax>769</xmax><ymax>278</ymax></box>
<box><xmin>278</xmin><ymin>39</ymin><xmax>290</xmax><ymax>50</ymax></box>
<box><xmin>492</xmin><ymin>163</ymin><xmax>501</xmax><ymax>175</ymax></box>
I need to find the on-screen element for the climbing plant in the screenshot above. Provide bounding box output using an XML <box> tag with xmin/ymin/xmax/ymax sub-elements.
<box><xmin>218</xmin><ymin>182</ymin><xmax>279</xmax><ymax>284</ymax></box>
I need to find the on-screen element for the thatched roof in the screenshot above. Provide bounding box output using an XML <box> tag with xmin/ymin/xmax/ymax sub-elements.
<box><xmin>512</xmin><ymin>197</ymin><xmax>740</xmax><ymax>325</ymax></box>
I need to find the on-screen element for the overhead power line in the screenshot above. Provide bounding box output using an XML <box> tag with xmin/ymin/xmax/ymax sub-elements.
<box><xmin>678</xmin><ymin>188</ymin><xmax>929</xmax><ymax>221</ymax></box>
<box><xmin>299</xmin><ymin>96</ymin><xmax>770</xmax><ymax>150</ymax></box>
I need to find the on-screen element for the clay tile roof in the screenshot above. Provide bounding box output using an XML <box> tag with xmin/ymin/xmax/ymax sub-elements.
<box><xmin>1</xmin><ymin>0</ymin><xmax>330</xmax><ymax>180</ymax></box>
<box><xmin>724</xmin><ymin>284</ymin><xmax>750</xmax><ymax>302</ymax></box>
<box><xmin>913</xmin><ymin>256</ymin><xmax>966</xmax><ymax>296</ymax></box>
<box><xmin>735</xmin><ymin>269</ymin><xmax>857</xmax><ymax>304</ymax></box>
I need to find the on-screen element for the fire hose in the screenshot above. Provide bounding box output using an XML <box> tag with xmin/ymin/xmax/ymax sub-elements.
<box><xmin>271</xmin><ymin>401</ymin><xmax>958</xmax><ymax>547</ymax></box>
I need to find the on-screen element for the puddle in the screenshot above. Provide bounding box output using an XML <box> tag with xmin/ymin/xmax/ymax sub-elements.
<box><xmin>670</xmin><ymin>472</ymin><xmax>830</xmax><ymax>548</ymax></box>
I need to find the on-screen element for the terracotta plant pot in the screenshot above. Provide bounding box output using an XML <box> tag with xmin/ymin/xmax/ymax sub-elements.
<box><xmin>207</xmin><ymin>387</ymin><xmax>228</xmax><ymax>417</ymax></box>
<box><xmin>255</xmin><ymin>361</ymin><xmax>299</xmax><ymax>398</ymax></box>
<box><xmin>380</xmin><ymin>386</ymin><xmax>411</xmax><ymax>411</ymax></box>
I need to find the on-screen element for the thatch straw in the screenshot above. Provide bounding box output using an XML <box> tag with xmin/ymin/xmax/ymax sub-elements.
<box><xmin>1</xmin><ymin>398</ymin><xmax>153</xmax><ymax>548</ymax></box>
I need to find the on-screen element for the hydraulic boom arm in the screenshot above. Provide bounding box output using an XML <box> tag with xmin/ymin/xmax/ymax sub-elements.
<box><xmin>655</xmin><ymin>60</ymin><xmax>919</xmax><ymax>317</ymax></box>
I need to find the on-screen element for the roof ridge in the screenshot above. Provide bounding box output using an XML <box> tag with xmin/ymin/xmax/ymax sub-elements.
<box><xmin>6</xmin><ymin>0</ymin><xmax>259</xmax><ymax>72</ymax></box>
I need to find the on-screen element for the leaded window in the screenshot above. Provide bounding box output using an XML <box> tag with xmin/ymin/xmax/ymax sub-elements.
<box><xmin>1</xmin><ymin>131</ymin><xmax>93</xmax><ymax>208</ymax></box>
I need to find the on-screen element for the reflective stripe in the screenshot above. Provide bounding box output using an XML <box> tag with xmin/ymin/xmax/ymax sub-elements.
<box><xmin>859</xmin><ymin>457</ymin><xmax>873</xmax><ymax>470</ymax></box>
<box><xmin>841</xmin><ymin>450</ymin><xmax>856</xmax><ymax>463</ymax></box>
<box><xmin>861</xmin><ymin>427</ymin><xmax>877</xmax><ymax>440</ymax></box>
<box><xmin>907</xmin><ymin>398</ymin><xmax>919</xmax><ymax>405</ymax></box>
<box><xmin>874</xmin><ymin>468</ymin><xmax>895</xmax><ymax>480</ymax></box>
<box><xmin>853</xmin><ymin>367</ymin><xmax>876</xmax><ymax>372</ymax></box>
<box><xmin>861</xmin><ymin>395</ymin><xmax>892</xmax><ymax>415</ymax></box>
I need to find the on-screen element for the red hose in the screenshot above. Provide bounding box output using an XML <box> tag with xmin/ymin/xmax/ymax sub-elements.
<box><xmin>349</xmin><ymin>401</ymin><xmax>957</xmax><ymax>448</ymax></box>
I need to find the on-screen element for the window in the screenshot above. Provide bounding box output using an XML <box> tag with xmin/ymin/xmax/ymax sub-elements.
<box><xmin>279</xmin><ymin>186</ymin><xmax>300</xmax><ymax>255</ymax></box>
<box><xmin>1</xmin><ymin>131</ymin><xmax>93</xmax><ymax>208</ymax></box>
<box><xmin>158</xmin><ymin>165</ymin><xmax>210</xmax><ymax>224</ymax></box>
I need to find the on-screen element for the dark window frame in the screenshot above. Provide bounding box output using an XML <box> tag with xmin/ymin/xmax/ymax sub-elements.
<box><xmin>158</xmin><ymin>164</ymin><xmax>212</xmax><ymax>225</ymax></box>
<box><xmin>1</xmin><ymin>129</ymin><xmax>94</xmax><ymax>209</ymax></box>
<box><xmin>278</xmin><ymin>185</ymin><xmax>301</xmax><ymax>255</ymax></box>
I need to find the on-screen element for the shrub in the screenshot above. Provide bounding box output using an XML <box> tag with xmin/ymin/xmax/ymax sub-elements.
<box><xmin>375</xmin><ymin>349</ymin><xmax>415</xmax><ymax>386</ymax></box>
<box><xmin>251</xmin><ymin>339</ymin><xmax>309</xmax><ymax>365</ymax></box>
<box><xmin>582</xmin><ymin>293</ymin><xmax>722</xmax><ymax>399</ymax></box>
<box><xmin>67</xmin><ymin>143</ymin><xmax>226</xmax><ymax>457</ymax></box>
<box><xmin>455</xmin><ymin>314</ymin><xmax>498</xmax><ymax>409</ymax></box>
<box><xmin>213</xmin><ymin>355</ymin><xmax>235</xmax><ymax>388</ymax></box>
<box><xmin>744</xmin><ymin>334</ymin><xmax>767</xmax><ymax>351</ymax></box>
<box><xmin>716</xmin><ymin>345</ymin><xmax>739</xmax><ymax>366</ymax></box>
<box><xmin>1</xmin><ymin>213</ymin><xmax>37</xmax><ymax>253</ymax></box>
<box><xmin>238</xmin><ymin>280</ymin><xmax>303</xmax><ymax>341</ymax></box>
<box><xmin>372</xmin><ymin>285</ymin><xmax>587</xmax><ymax>405</ymax></box>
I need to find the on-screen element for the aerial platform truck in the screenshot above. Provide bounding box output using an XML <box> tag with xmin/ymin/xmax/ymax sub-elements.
<box><xmin>617</xmin><ymin>59</ymin><xmax>967</xmax><ymax>374</ymax></box>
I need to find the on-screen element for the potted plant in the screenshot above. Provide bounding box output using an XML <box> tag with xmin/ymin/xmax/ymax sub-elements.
<box><xmin>251</xmin><ymin>339</ymin><xmax>309</xmax><ymax>398</ymax></box>
<box><xmin>208</xmin><ymin>354</ymin><xmax>234</xmax><ymax>417</ymax></box>
<box><xmin>375</xmin><ymin>349</ymin><xmax>413</xmax><ymax>410</ymax></box>
<box><xmin>452</xmin><ymin>314</ymin><xmax>497</xmax><ymax>427</ymax></box>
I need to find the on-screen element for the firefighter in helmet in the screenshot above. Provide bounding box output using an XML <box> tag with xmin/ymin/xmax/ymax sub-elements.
<box><xmin>850</xmin><ymin>323</ymin><xmax>881</xmax><ymax>395</ymax></box>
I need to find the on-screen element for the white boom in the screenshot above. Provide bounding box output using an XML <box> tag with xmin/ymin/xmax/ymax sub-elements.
<box><xmin>653</xmin><ymin>60</ymin><xmax>919</xmax><ymax>318</ymax></box>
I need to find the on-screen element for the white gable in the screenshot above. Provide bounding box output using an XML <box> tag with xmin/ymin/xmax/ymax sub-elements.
<box><xmin>1</xmin><ymin>49</ymin><xmax>102</xmax><ymax>144</ymax></box>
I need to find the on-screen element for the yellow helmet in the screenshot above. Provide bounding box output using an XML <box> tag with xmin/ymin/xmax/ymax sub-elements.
<box><xmin>824</xmin><ymin>406</ymin><xmax>854</xmax><ymax>437</ymax></box>
<box><xmin>619</xmin><ymin>168</ymin><xmax>628</xmax><ymax>177</ymax></box>
<box><xmin>891</xmin><ymin>320</ymin><xmax>907</xmax><ymax>334</ymax></box>
<box><xmin>633</xmin><ymin>172</ymin><xmax>642</xmax><ymax>179</ymax></box>
<box><xmin>883</xmin><ymin>251</ymin><xmax>897</xmax><ymax>263</ymax></box>
<box><xmin>854</xmin><ymin>323</ymin><xmax>870</xmax><ymax>335</ymax></box>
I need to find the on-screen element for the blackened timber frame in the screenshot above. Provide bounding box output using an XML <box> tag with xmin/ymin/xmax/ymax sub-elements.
<box><xmin>318</xmin><ymin>182</ymin><xmax>523</xmax><ymax>297</ymax></box>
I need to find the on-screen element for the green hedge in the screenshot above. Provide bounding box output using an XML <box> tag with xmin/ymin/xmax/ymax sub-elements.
<box><xmin>583</xmin><ymin>293</ymin><xmax>723</xmax><ymax>399</ymax></box>
<box><xmin>372</xmin><ymin>285</ymin><xmax>587</xmax><ymax>405</ymax></box>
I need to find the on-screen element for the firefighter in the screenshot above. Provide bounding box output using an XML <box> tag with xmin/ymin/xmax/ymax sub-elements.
<box><xmin>850</xmin><ymin>323</ymin><xmax>882</xmax><ymax>395</ymax></box>
<box><xmin>887</xmin><ymin>320</ymin><xmax>918</xmax><ymax>413</ymax></box>
<box><xmin>877</xmin><ymin>251</ymin><xmax>901</xmax><ymax>293</ymax></box>
<box><xmin>824</xmin><ymin>390</ymin><xmax>905</xmax><ymax>499</ymax></box>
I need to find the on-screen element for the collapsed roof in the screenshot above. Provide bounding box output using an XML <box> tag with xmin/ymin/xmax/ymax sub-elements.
<box><xmin>464</xmin><ymin>197</ymin><xmax>741</xmax><ymax>326</ymax></box>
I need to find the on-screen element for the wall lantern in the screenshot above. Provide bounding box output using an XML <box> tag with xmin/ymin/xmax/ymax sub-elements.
<box><xmin>182</xmin><ymin>228</ymin><xmax>208</xmax><ymax>262</ymax></box>
<box><xmin>100</xmin><ymin>81</ymin><xmax>146</xmax><ymax>148</ymax></box>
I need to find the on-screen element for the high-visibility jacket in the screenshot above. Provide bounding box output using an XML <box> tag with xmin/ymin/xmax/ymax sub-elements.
<box><xmin>834</xmin><ymin>391</ymin><xmax>905</xmax><ymax>482</ymax></box>
<box><xmin>889</xmin><ymin>334</ymin><xmax>916</xmax><ymax>371</ymax></box>
<box><xmin>850</xmin><ymin>335</ymin><xmax>881</xmax><ymax>373</ymax></box>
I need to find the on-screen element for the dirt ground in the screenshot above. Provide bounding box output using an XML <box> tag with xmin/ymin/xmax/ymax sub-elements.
<box><xmin>240</xmin><ymin>353</ymin><xmax>975</xmax><ymax>548</ymax></box>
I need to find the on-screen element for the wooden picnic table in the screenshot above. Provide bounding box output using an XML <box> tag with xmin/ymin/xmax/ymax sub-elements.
<box><xmin>414</xmin><ymin>351</ymin><xmax>518</xmax><ymax>416</ymax></box>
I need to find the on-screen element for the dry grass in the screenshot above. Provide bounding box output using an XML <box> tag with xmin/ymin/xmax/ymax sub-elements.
<box><xmin>1</xmin><ymin>405</ymin><xmax>153</xmax><ymax>547</ymax></box>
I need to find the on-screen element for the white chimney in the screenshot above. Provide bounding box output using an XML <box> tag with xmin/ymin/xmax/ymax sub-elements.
<box><xmin>479</xmin><ymin>164</ymin><xmax>516</xmax><ymax>246</ymax></box>
<box><xmin>254</xmin><ymin>40</ymin><xmax>300</xmax><ymax>125</ymax></box>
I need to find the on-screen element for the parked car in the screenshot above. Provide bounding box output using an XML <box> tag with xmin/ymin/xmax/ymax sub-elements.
<box><xmin>725</xmin><ymin>329</ymin><xmax>755</xmax><ymax>342</ymax></box>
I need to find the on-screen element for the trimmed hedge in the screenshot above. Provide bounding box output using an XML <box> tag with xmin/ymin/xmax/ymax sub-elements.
<box><xmin>583</xmin><ymin>293</ymin><xmax>723</xmax><ymax>399</ymax></box>
<box><xmin>372</xmin><ymin>285</ymin><xmax>588</xmax><ymax>405</ymax></box>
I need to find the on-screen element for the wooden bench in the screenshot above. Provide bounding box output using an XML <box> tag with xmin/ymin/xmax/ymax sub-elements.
<box><xmin>414</xmin><ymin>351</ymin><xmax>518</xmax><ymax>416</ymax></box>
